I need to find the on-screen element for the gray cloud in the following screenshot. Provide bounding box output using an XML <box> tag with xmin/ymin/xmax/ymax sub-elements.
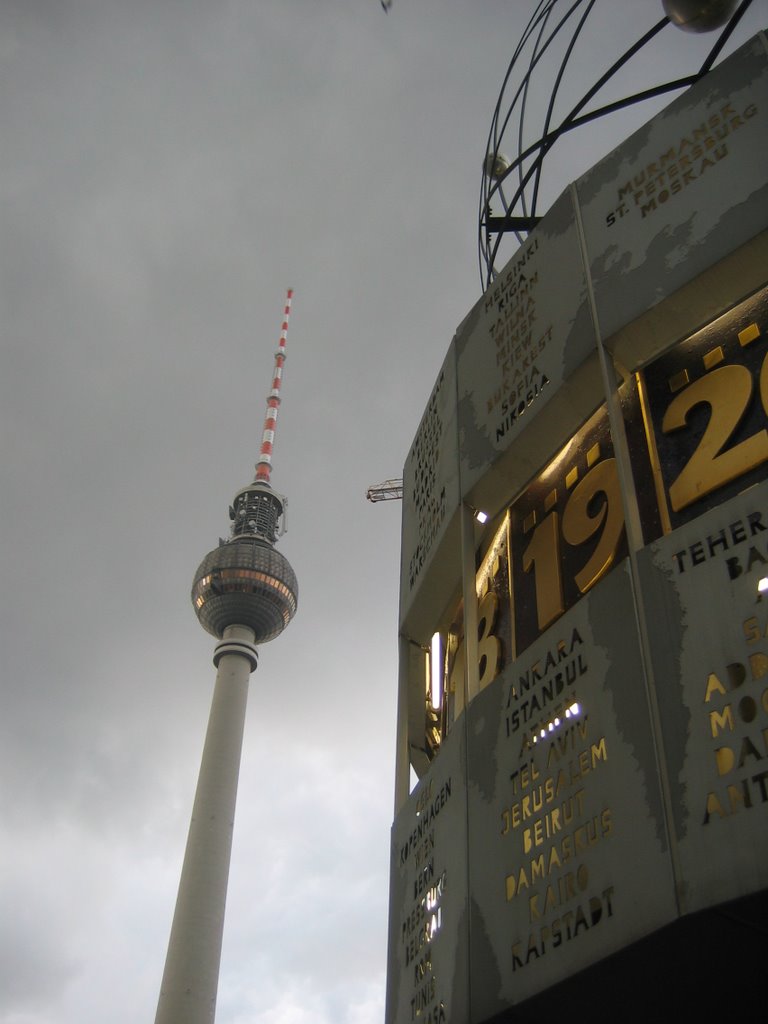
<box><xmin>1</xmin><ymin>2</ymin><xmax>764</xmax><ymax>1022</ymax></box>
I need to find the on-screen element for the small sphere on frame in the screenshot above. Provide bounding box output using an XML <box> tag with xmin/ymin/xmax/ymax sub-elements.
<box><xmin>662</xmin><ymin>0</ymin><xmax>739</xmax><ymax>33</ymax></box>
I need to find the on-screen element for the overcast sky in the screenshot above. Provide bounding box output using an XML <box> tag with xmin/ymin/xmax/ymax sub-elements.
<box><xmin>1</xmin><ymin>3</ymin><xmax>765</xmax><ymax>1023</ymax></box>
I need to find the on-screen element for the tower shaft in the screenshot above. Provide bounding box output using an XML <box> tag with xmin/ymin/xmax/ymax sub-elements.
<box><xmin>154</xmin><ymin>625</ymin><xmax>258</xmax><ymax>1024</ymax></box>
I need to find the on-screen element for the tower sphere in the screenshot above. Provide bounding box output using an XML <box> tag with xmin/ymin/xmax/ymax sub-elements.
<box><xmin>192</xmin><ymin>537</ymin><xmax>298</xmax><ymax>642</ymax></box>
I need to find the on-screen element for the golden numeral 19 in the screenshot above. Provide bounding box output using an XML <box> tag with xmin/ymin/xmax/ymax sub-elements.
<box><xmin>522</xmin><ymin>458</ymin><xmax>625</xmax><ymax>633</ymax></box>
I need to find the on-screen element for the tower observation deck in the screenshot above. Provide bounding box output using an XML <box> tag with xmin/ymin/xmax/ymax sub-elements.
<box><xmin>155</xmin><ymin>290</ymin><xmax>298</xmax><ymax>1024</ymax></box>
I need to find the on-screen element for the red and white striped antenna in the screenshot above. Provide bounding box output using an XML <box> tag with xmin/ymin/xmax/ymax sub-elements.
<box><xmin>255</xmin><ymin>288</ymin><xmax>293</xmax><ymax>485</ymax></box>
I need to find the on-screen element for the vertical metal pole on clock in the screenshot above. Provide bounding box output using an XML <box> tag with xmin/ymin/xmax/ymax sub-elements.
<box><xmin>571</xmin><ymin>184</ymin><xmax>685</xmax><ymax>910</ymax></box>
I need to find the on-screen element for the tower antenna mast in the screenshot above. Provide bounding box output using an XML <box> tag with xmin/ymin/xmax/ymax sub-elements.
<box><xmin>155</xmin><ymin>290</ymin><xmax>299</xmax><ymax>1024</ymax></box>
<box><xmin>255</xmin><ymin>287</ymin><xmax>293</xmax><ymax>485</ymax></box>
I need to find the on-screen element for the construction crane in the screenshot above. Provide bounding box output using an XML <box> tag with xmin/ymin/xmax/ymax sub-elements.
<box><xmin>366</xmin><ymin>478</ymin><xmax>403</xmax><ymax>503</ymax></box>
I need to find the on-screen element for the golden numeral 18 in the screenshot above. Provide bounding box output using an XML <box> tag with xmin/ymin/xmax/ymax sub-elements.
<box><xmin>448</xmin><ymin>590</ymin><xmax>502</xmax><ymax>701</ymax></box>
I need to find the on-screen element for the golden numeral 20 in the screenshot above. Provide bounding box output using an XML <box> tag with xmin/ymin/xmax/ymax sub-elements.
<box><xmin>662</xmin><ymin>354</ymin><xmax>768</xmax><ymax>513</ymax></box>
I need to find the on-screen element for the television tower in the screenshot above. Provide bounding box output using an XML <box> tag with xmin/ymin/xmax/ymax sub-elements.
<box><xmin>155</xmin><ymin>290</ymin><xmax>299</xmax><ymax>1024</ymax></box>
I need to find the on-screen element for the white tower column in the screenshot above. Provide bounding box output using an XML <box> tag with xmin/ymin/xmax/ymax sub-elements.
<box><xmin>155</xmin><ymin>623</ymin><xmax>259</xmax><ymax>1024</ymax></box>
<box><xmin>156</xmin><ymin>290</ymin><xmax>298</xmax><ymax>1021</ymax></box>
